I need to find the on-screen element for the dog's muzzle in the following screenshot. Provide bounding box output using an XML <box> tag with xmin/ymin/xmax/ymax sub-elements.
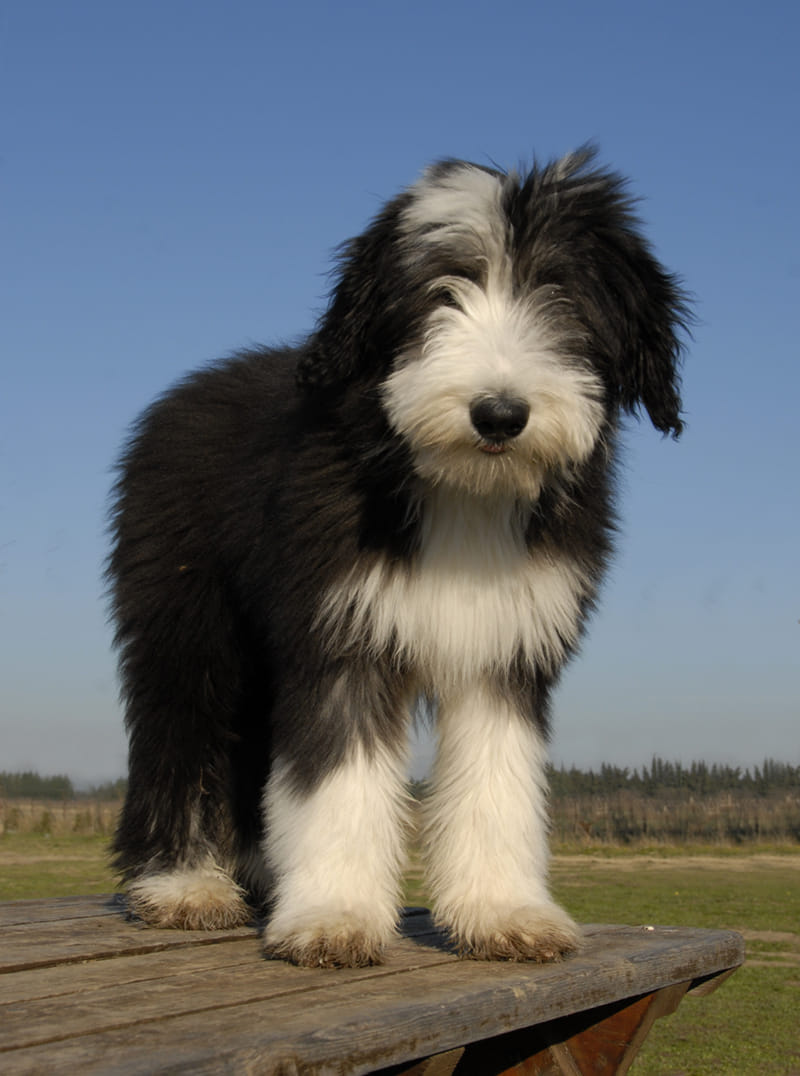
<box><xmin>470</xmin><ymin>395</ymin><xmax>530</xmax><ymax>452</ymax></box>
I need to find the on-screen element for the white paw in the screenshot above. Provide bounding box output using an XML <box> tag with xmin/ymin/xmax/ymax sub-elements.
<box><xmin>439</xmin><ymin>901</ymin><xmax>581</xmax><ymax>962</ymax></box>
<box><xmin>264</xmin><ymin>907</ymin><xmax>396</xmax><ymax>967</ymax></box>
<box><xmin>127</xmin><ymin>862</ymin><xmax>250</xmax><ymax>930</ymax></box>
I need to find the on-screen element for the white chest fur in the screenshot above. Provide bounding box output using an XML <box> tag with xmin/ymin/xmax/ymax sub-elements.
<box><xmin>319</xmin><ymin>489</ymin><xmax>588</xmax><ymax>691</ymax></box>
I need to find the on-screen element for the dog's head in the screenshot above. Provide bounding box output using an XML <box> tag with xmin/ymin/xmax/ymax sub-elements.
<box><xmin>299</xmin><ymin>149</ymin><xmax>690</xmax><ymax>499</ymax></box>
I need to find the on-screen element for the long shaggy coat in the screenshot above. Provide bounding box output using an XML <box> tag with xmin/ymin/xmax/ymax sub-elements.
<box><xmin>109</xmin><ymin>149</ymin><xmax>689</xmax><ymax>967</ymax></box>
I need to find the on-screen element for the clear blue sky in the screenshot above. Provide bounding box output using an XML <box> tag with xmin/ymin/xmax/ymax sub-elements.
<box><xmin>2</xmin><ymin>0</ymin><xmax>797</xmax><ymax>784</ymax></box>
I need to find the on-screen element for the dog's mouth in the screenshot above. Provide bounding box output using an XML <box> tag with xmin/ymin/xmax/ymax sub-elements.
<box><xmin>478</xmin><ymin>441</ymin><xmax>508</xmax><ymax>455</ymax></box>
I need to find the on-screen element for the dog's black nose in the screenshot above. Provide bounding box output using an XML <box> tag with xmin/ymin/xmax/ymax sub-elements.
<box><xmin>469</xmin><ymin>395</ymin><xmax>530</xmax><ymax>442</ymax></box>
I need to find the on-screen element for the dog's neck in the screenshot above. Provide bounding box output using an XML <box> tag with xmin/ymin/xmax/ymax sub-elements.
<box><xmin>417</xmin><ymin>485</ymin><xmax>531</xmax><ymax>565</ymax></box>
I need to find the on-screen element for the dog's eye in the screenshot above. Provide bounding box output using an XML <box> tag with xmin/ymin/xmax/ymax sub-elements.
<box><xmin>437</xmin><ymin>286</ymin><xmax>461</xmax><ymax>309</ymax></box>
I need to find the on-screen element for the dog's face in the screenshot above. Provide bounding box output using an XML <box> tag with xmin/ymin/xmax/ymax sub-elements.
<box><xmin>382</xmin><ymin>163</ymin><xmax>606</xmax><ymax>499</ymax></box>
<box><xmin>301</xmin><ymin>150</ymin><xmax>689</xmax><ymax>499</ymax></box>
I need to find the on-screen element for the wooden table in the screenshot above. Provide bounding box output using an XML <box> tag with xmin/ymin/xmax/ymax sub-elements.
<box><xmin>0</xmin><ymin>896</ymin><xmax>744</xmax><ymax>1075</ymax></box>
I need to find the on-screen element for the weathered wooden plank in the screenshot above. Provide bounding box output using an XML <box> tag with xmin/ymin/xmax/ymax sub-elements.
<box><xmin>0</xmin><ymin>937</ymin><xmax>258</xmax><ymax>1005</ymax></box>
<box><xmin>0</xmin><ymin>895</ymin><xmax>124</xmax><ymax>927</ymax></box>
<box><xmin>0</xmin><ymin>903</ymin><xmax>446</xmax><ymax>977</ymax></box>
<box><xmin>0</xmin><ymin>937</ymin><xmax>456</xmax><ymax>1051</ymax></box>
<box><xmin>0</xmin><ymin>928</ymin><xmax>449</xmax><ymax>1007</ymax></box>
<box><xmin>3</xmin><ymin>959</ymin><xmax>607</xmax><ymax>1076</ymax></box>
<box><xmin>1</xmin><ymin>922</ymin><xmax>744</xmax><ymax>1076</ymax></box>
<box><xmin>0</xmin><ymin>914</ymin><xmax>258</xmax><ymax>974</ymax></box>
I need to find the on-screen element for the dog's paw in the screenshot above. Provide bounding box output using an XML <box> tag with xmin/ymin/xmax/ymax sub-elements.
<box><xmin>127</xmin><ymin>862</ymin><xmax>251</xmax><ymax>930</ymax></box>
<box><xmin>264</xmin><ymin>911</ymin><xmax>393</xmax><ymax>968</ymax></box>
<box><xmin>444</xmin><ymin>903</ymin><xmax>581</xmax><ymax>962</ymax></box>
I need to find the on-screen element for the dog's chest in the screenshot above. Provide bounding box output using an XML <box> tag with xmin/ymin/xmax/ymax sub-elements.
<box><xmin>321</xmin><ymin>493</ymin><xmax>588</xmax><ymax>687</ymax></box>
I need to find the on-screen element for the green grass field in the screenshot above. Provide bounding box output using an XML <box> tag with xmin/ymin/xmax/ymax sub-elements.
<box><xmin>2</xmin><ymin>836</ymin><xmax>798</xmax><ymax>1074</ymax></box>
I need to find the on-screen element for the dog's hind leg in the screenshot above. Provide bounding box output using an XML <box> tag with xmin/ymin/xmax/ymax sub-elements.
<box><xmin>111</xmin><ymin>577</ymin><xmax>255</xmax><ymax>930</ymax></box>
<box><xmin>114</xmin><ymin>738</ymin><xmax>252</xmax><ymax>930</ymax></box>
<box><xmin>423</xmin><ymin>681</ymin><xmax>580</xmax><ymax>961</ymax></box>
<box><xmin>124</xmin><ymin>856</ymin><xmax>249</xmax><ymax>930</ymax></box>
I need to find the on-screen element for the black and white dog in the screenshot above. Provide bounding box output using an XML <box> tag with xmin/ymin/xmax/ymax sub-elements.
<box><xmin>109</xmin><ymin>149</ymin><xmax>689</xmax><ymax>967</ymax></box>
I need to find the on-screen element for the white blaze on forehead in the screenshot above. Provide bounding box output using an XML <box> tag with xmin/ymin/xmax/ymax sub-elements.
<box><xmin>402</xmin><ymin>164</ymin><xmax>509</xmax><ymax>259</ymax></box>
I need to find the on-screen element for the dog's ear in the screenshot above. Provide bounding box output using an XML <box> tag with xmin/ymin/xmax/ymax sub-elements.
<box><xmin>529</xmin><ymin>154</ymin><xmax>691</xmax><ymax>437</ymax></box>
<box><xmin>297</xmin><ymin>204</ymin><xmax>409</xmax><ymax>393</ymax></box>
<box><xmin>590</xmin><ymin>223</ymin><xmax>690</xmax><ymax>438</ymax></box>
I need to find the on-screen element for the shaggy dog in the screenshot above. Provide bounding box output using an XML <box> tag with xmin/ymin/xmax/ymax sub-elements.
<box><xmin>109</xmin><ymin>148</ymin><xmax>689</xmax><ymax>968</ymax></box>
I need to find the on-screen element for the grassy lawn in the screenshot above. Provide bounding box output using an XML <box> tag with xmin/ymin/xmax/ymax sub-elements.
<box><xmin>3</xmin><ymin>835</ymin><xmax>798</xmax><ymax>1074</ymax></box>
<box><xmin>0</xmin><ymin>834</ymin><xmax>119</xmax><ymax>900</ymax></box>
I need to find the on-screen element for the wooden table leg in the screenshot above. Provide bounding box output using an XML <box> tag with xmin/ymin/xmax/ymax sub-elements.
<box><xmin>451</xmin><ymin>981</ymin><xmax>691</xmax><ymax>1075</ymax></box>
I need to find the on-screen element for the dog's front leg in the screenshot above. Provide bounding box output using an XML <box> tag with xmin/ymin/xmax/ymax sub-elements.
<box><xmin>262</xmin><ymin>707</ymin><xmax>410</xmax><ymax>968</ymax></box>
<box><xmin>424</xmin><ymin>682</ymin><xmax>580</xmax><ymax>961</ymax></box>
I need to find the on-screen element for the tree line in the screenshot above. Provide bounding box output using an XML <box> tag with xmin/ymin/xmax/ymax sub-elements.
<box><xmin>3</xmin><ymin>757</ymin><xmax>797</xmax><ymax>803</ymax></box>
<box><xmin>547</xmin><ymin>757</ymin><xmax>800</xmax><ymax>798</ymax></box>
<box><xmin>409</xmin><ymin>756</ymin><xmax>798</xmax><ymax>802</ymax></box>
<box><xmin>0</xmin><ymin>772</ymin><xmax>127</xmax><ymax>800</ymax></box>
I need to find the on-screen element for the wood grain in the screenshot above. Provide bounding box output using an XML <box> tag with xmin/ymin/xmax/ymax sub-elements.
<box><xmin>0</xmin><ymin>898</ymin><xmax>744</xmax><ymax>1075</ymax></box>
